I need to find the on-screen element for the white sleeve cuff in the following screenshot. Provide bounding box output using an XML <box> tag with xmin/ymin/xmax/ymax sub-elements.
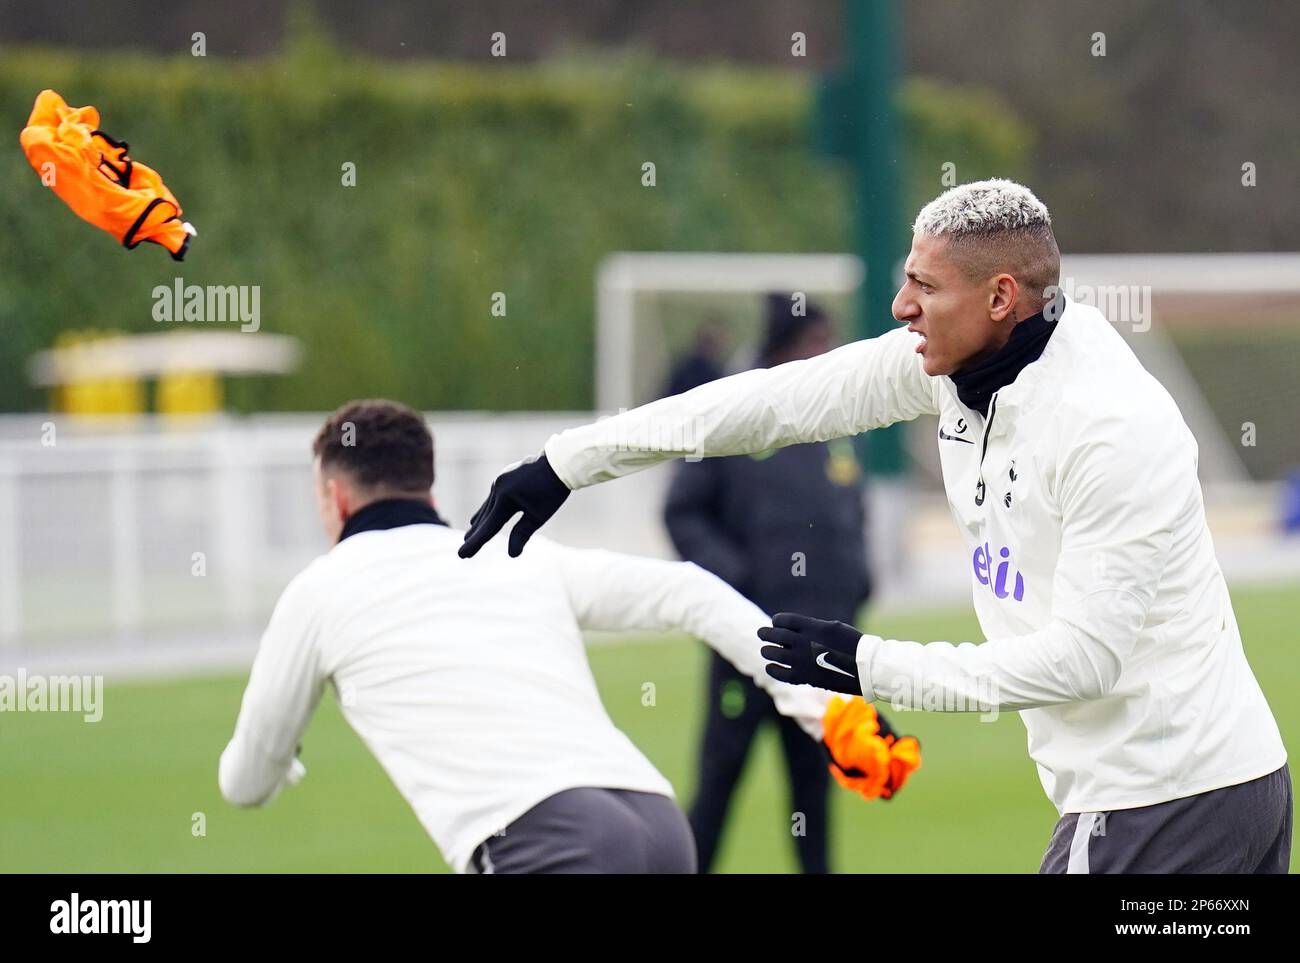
<box><xmin>856</xmin><ymin>632</ymin><xmax>883</xmax><ymax>701</ymax></box>
<box><xmin>543</xmin><ymin>432</ymin><xmax>584</xmax><ymax>490</ymax></box>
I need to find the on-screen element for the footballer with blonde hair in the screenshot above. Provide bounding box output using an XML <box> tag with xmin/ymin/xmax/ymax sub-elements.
<box><xmin>461</xmin><ymin>180</ymin><xmax>1291</xmax><ymax>874</ymax></box>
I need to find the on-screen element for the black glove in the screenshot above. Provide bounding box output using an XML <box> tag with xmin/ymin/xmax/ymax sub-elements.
<box><xmin>759</xmin><ymin>612</ymin><xmax>865</xmax><ymax>696</ymax></box>
<box><xmin>458</xmin><ymin>453</ymin><xmax>570</xmax><ymax>558</ymax></box>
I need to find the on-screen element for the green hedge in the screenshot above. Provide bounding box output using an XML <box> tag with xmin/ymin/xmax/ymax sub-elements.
<box><xmin>0</xmin><ymin>36</ymin><xmax>1032</xmax><ymax>412</ymax></box>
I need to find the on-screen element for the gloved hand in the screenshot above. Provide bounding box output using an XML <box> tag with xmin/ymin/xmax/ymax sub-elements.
<box><xmin>759</xmin><ymin>612</ymin><xmax>865</xmax><ymax>696</ymax></box>
<box><xmin>821</xmin><ymin>696</ymin><xmax>922</xmax><ymax>801</ymax></box>
<box><xmin>458</xmin><ymin>453</ymin><xmax>570</xmax><ymax>558</ymax></box>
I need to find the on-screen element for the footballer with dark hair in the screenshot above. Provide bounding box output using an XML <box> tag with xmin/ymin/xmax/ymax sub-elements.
<box><xmin>219</xmin><ymin>399</ymin><xmax>918</xmax><ymax>873</ymax></box>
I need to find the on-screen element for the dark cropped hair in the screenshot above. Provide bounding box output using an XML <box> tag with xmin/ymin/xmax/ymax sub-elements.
<box><xmin>312</xmin><ymin>399</ymin><xmax>434</xmax><ymax>494</ymax></box>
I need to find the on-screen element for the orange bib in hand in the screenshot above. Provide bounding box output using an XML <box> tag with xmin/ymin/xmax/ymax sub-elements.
<box><xmin>20</xmin><ymin>89</ymin><xmax>195</xmax><ymax>260</ymax></box>
<box><xmin>822</xmin><ymin>696</ymin><xmax>922</xmax><ymax>801</ymax></box>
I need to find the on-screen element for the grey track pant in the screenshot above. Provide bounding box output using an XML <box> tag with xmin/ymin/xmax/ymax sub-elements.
<box><xmin>469</xmin><ymin>787</ymin><xmax>698</xmax><ymax>874</ymax></box>
<box><xmin>1040</xmin><ymin>764</ymin><xmax>1292</xmax><ymax>873</ymax></box>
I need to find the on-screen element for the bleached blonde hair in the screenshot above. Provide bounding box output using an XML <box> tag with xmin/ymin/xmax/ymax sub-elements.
<box><xmin>913</xmin><ymin>178</ymin><xmax>1051</xmax><ymax>236</ymax></box>
<box><xmin>913</xmin><ymin>179</ymin><xmax>1060</xmax><ymax>307</ymax></box>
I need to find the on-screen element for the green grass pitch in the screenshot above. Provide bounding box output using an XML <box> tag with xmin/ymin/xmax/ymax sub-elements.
<box><xmin>2</xmin><ymin>583</ymin><xmax>1295</xmax><ymax>872</ymax></box>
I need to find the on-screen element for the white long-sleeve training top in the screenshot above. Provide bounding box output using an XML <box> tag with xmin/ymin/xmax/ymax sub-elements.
<box><xmin>544</xmin><ymin>295</ymin><xmax>1287</xmax><ymax>815</ymax></box>
<box><xmin>218</xmin><ymin>523</ymin><xmax>831</xmax><ymax>873</ymax></box>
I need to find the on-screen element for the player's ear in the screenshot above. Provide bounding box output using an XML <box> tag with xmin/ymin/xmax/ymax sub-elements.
<box><xmin>329</xmin><ymin>475</ymin><xmax>352</xmax><ymax>520</ymax></box>
<box><xmin>988</xmin><ymin>274</ymin><xmax>1019</xmax><ymax>323</ymax></box>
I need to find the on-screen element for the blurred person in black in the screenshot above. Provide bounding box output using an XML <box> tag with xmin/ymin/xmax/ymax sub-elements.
<box><xmin>662</xmin><ymin>317</ymin><xmax>728</xmax><ymax>399</ymax></box>
<box><xmin>663</xmin><ymin>294</ymin><xmax>873</xmax><ymax>874</ymax></box>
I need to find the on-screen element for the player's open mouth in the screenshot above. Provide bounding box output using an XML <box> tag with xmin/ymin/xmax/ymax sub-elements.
<box><xmin>911</xmin><ymin>329</ymin><xmax>928</xmax><ymax>353</ymax></box>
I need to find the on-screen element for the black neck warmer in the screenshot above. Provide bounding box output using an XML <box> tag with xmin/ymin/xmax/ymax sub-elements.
<box><xmin>948</xmin><ymin>299</ymin><xmax>1061</xmax><ymax>416</ymax></box>
<box><xmin>338</xmin><ymin>498</ymin><xmax>447</xmax><ymax>543</ymax></box>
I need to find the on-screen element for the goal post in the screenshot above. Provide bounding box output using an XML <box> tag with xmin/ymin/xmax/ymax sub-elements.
<box><xmin>594</xmin><ymin>253</ymin><xmax>864</xmax><ymax>413</ymax></box>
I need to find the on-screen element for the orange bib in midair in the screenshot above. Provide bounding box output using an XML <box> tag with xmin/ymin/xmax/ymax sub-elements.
<box><xmin>20</xmin><ymin>89</ymin><xmax>195</xmax><ymax>260</ymax></box>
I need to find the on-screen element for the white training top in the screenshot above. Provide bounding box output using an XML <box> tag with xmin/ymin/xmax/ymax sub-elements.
<box><xmin>218</xmin><ymin>524</ymin><xmax>830</xmax><ymax>872</ymax></box>
<box><xmin>544</xmin><ymin>295</ymin><xmax>1287</xmax><ymax>815</ymax></box>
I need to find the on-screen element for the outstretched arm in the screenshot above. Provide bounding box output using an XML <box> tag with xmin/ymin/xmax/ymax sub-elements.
<box><xmin>461</xmin><ymin>326</ymin><xmax>936</xmax><ymax>557</ymax></box>
<box><xmin>548</xmin><ymin>326</ymin><xmax>936</xmax><ymax>490</ymax></box>
<box><xmin>544</xmin><ymin>538</ymin><xmax>922</xmax><ymax>800</ymax></box>
<box><xmin>218</xmin><ymin>571</ymin><xmax>327</xmax><ymax>806</ymax></box>
<box><xmin>547</xmin><ymin>540</ymin><xmax>832</xmax><ymax>738</ymax></box>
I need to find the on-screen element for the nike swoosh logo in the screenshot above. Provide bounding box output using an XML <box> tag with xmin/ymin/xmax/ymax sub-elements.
<box><xmin>938</xmin><ymin>429</ymin><xmax>975</xmax><ymax>444</ymax></box>
<box><xmin>815</xmin><ymin>651</ymin><xmax>856</xmax><ymax>678</ymax></box>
